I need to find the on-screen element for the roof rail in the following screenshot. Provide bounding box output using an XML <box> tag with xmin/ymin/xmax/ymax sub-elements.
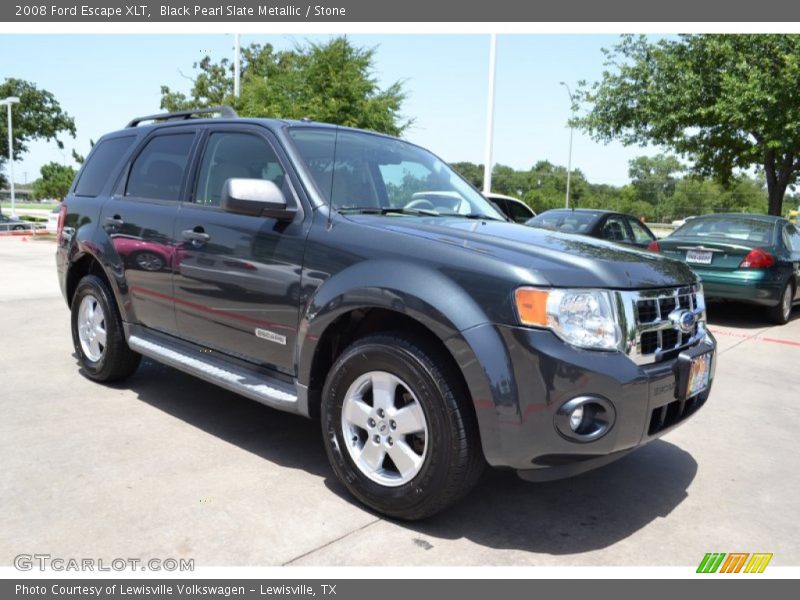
<box><xmin>125</xmin><ymin>106</ymin><xmax>238</xmax><ymax>128</ymax></box>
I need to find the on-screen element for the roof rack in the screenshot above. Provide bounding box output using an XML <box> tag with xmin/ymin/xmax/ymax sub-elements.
<box><xmin>125</xmin><ymin>106</ymin><xmax>238</xmax><ymax>128</ymax></box>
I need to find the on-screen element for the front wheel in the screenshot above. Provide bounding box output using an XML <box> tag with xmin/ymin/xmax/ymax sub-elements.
<box><xmin>321</xmin><ymin>333</ymin><xmax>484</xmax><ymax>520</ymax></box>
<box><xmin>767</xmin><ymin>281</ymin><xmax>794</xmax><ymax>325</ymax></box>
<box><xmin>70</xmin><ymin>274</ymin><xmax>141</xmax><ymax>382</ymax></box>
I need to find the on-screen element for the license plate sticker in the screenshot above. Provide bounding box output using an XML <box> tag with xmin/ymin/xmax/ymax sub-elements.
<box><xmin>686</xmin><ymin>249</ymin><xmax>713</xmax><ymax>264</ymax></box>
<box><xmin>686</xmin><ymin>352</ymin><xmax>712</xmax><ymax>398</ymax></box>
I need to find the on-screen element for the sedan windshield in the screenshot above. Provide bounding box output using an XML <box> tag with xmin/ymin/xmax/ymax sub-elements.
<box><xmin>287</xmin><ymin>127</ymin><xmax>505</xmax><ymax>221</ymax></box>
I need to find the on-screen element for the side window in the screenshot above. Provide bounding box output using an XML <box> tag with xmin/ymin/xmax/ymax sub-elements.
<box><xmin>508</xmin><ymin>200</ymin><xmax>533</xmax><ymax>223</ymax></box>
<box><xmin>194</xmin><ymin>132</ymin><xmax>287</xmax><ymax>207</ymax></box>
<box><xmin>74</xmin><ymin>136</ymin><xmax>136</xmax><ymax>197</ymax></box>
<box><xmin>628</xmin><ymin>217</ymin><xmax>656</xmax><ymax>243</ymax></box>
<box><xmin>601</xmin><ymin>215</ymin><xmax>632</xmax><ymax>243</ymax></box>
<box><xmin>785</xmin><ymin>224</ymin><xmax>800</xmax><ymax>251</ymax></box>
<box><xmin>126</xmin><ymin>133</ymin><xmax>195</xmax><ymax>201</ymax></box>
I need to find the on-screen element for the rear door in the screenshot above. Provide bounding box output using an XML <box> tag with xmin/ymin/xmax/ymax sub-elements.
<box><xmin>99</xmin><ymin>129</ymin><xmax>198</xmax><ymax>334</ymax></box>
<box><xmin>172</xmin><ymin>125</ymin><xmax>308</xmax><ymax>374</ymax></box>
<box><xmin>782</xmin><ymin>223</ymin><xmax>800</xmax><ymax>301</ymax></box>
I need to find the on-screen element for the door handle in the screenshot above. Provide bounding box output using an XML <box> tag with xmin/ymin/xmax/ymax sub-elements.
<box><xmin>103</xmin><ymin>216</ymin><xmax>124</xmax><ymax>230</ymax></box>
<box><xmin>182</xmin><ymin>228</ymin><xmax>211</xmax><ymax>245</ymax></box>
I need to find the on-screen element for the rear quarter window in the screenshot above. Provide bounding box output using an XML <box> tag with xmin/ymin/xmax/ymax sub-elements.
<box><xmin>73</xmin><ymin>136</ymin><xmax>136</xmax><ymax>197</ymax></box>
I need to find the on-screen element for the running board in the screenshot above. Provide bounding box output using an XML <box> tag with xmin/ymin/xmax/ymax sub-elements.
<box><xmin>128</xmin><ymin>335</ymin><xmax>298</xmax><ymax>410</ymax></box>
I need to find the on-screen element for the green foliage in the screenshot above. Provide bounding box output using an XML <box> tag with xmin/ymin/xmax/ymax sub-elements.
<box><xmin>161</xmin><ymin>37</ymin><xmax>410</xmax><ymax>136</ymax></box>
<box><xmin>0</xmin><ymin>78</ymin><xmax>76</xmax><ymax>187</ymax></box>
<box><xmin>450</xmin><ymin>154</ymin><xmax>771</xmax><ymax>222</ymax></box>
<box><xmin>574</xmin><ymin>34</ymin><xmax>800</xmax><ymax>215</ymax></box>
<box><xmin>31</xmin><ymin>162</ymin><xmax>76</xmax><ymax>201</ymax></box>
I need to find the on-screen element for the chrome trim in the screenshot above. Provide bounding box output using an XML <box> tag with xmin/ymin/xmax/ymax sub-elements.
<box><xmin>614</xmin><ymin>284</ymin><xmax>707</xmax><ymax>365</ymax></box>
<box><xmin>676</xmin><ymin>246</ymin><xmax>724</xmax><ymax>252</ymax></box>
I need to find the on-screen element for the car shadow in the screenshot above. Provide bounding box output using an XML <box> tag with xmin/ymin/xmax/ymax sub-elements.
<box><xmin>117</xmin><ymin>358</ymin><xmax>697</xmax><ymax>556</ymax></box>
<box><xmin>383</xmin><ymin>440</ymin><xmax>697</xmax><ymax>555</ymax></box>
<box><xmin>705</xmin><ymin>300</ymin><xmax>788</xmax><ymax>329</ymax></box>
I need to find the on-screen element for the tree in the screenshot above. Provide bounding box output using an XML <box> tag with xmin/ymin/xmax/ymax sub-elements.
<box><xmin>160</xmin><ymin>37</ymin><xmax>410</xmax><ymax>136</ymax></box>
<box><xmin>0</xmin><ymin>78</ymin><xmax>75</xmax><ymax>187</ymax></box>
<box><xmin>31</xmin><ymin>162</ymin><xmax>76</xmax><ymax>201</ymax></box>
<box><xmin>575</xmin><ymin>34</ymin><xmax>800</xmax><ymax>215</ymax></box>
<box><xmin>627</xmin><ymin>154</ymin><xmax>684</xmax><ymax>220</ymax></box>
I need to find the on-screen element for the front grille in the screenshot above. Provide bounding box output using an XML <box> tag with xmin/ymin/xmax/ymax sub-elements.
<box><xmin>648</xmin><ymin>395</ymin><xmax>706</xmax><ymax>436</ymax></box>
<box><xmin>618</xmin><ymin>285</ymin><xmax>706</xmax><ymax>365</ymax></box>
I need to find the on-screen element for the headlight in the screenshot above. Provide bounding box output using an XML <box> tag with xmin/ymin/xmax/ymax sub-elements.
<box><xmin>514</xmin><ymin>288</ymin><xmax>621</xmax><ymax>351</ymax></box>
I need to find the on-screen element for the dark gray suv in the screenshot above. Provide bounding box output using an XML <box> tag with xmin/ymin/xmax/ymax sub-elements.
<box><xmin>56</xmin><ymin>107</ymin><xmax>716</xmax><ymax>519</ymax></box>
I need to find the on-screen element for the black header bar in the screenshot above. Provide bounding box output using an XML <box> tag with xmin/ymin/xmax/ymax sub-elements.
<box><xmin>4</xmin><ymin>0</ymin><xmax>800</xmax><ymax>22</ymax></box>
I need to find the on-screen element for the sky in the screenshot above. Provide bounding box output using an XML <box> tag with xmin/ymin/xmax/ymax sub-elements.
<box><xmin>0</xmin><ymin>33</ymin><xmax>664</xmax><ymax>188</ymax></box>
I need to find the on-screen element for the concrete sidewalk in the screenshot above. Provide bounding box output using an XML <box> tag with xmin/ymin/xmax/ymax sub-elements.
<box><xmin>1</xmin><ymin>236</ymin><xmax>798</xmax><ymax>567</ymax></box>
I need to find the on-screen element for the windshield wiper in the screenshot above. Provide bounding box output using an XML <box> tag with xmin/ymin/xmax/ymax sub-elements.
<box><xmin>337</xmin><ymin>206</ymin><xmax>442</xmax><ymax>217</ymax></box>
<box><xmin>439</xmin><ymin>212</ymin><xmax>507</xmax><ymax>222</ymax></box>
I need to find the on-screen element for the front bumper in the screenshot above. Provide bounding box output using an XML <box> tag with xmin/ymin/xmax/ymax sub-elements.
<box><xmin>460</xmin><ymin>323</ymin><xmax>716</xmax><ymax>478</ymax></box>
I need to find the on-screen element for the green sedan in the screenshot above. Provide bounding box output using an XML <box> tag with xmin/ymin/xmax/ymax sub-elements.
<box><xmin>649</xmin><ymin>214</ymin><xmax>800</xmax><ymax>324</ymax></box>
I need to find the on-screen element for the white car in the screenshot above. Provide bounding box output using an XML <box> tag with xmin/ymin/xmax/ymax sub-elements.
<box><xmin>671</xmin><ymin>215</ymin><xmax>697</xmax><ymax>228</ymax></box>
<box><xmin>484</xmin><ymin>193</ymin><xmax>536</xmax><ymax>223</ymax></box>
<box><xmin>46</xmin><ymin>205</ymin><xmax>61</xmax><ymax>233</ymax></box>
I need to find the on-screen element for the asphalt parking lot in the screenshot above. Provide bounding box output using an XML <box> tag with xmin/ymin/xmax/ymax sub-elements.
<box><xmin>1</xmin><ymin>235</ymin><xmax>798</xmax><ymax>567</ymax></box>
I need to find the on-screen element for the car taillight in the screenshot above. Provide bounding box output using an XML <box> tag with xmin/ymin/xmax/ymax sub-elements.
<box><xmin>56</xmin><ymin>203</ymin><xmax>67</xmax><ymax>243</ymax></box>
<box><xmin>647</xmin><ymin>240</ymin><xmax>661</xmax><ymax>252</ymax></box>
<box><xmin>739</xmin><ymin>248</ymin><xmax>775</xmax><ymax>269</ymax></box>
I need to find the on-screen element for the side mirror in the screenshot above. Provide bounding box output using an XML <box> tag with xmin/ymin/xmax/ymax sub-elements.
<box><xmin>221</xmin><ymin>178</ymin><xmax>296</xmax><ymax>221</ymax></box>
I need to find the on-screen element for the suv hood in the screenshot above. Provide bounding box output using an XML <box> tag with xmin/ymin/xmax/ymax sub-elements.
<box><xmin>350</xmin><ymin>215</ymin><xmax>696</xmax><ymax>289</ymax></box>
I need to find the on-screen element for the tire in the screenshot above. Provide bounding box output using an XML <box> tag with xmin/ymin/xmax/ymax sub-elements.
<box><xmin>12</xmin><ymin>225</ymin><xmax>25</xmax><ymax>231</ymax></box>
<box><xmin>70</xmin><ymin>274</ymin><xmax>141</xmax><ymax>382</ymax></box>
<box><xmin>321</xmin><ymin>333</ymin><xmax>484</xmax><ymax>520</ymax></box>
<box><xmin>767</xmin><ymin>281</ymin><xmax>794</xmax><ymax>325</ymax></box>
<box><xmin>132</xmin><ymin>251</ymin><xmax>164</xmax><ymax>272</ymax></box>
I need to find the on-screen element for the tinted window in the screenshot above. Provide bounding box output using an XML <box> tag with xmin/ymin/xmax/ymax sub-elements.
<box><xmin>628</xmin><ymin>217</ymin><xmax>656</xmax><ymax>243</ymax></box>
<box><xmin>195</xmin><ymin>132</ymin><xmax>287</xmax><ymax>207</ymax></box>
<box><xmin>507</xmin><ymin>200</ymin><xmax>534</xmax><ymax>223</ymax></box>
<box><xmin>126</xmin><ymin>134</ymin><xmax>194</xmax><ymax>201</ymax></box>
<box><xmin>529</xmin><ymin>210</ymin><xmax>598</xmax><ymax>233</ymax></box>
<box><xmin>674</xmin><ymin>216</ymin><xmax>776</xmax><ymax>244</ymax></box>
<box><xmin>74</xmin><ymin>136</ymin><xmax>135</xmax><ymax>197</ymax></box>
<box><xmin>601</xmin><ymin>215</ymin><xmax>632</xmax><ymax>243</ymax></box>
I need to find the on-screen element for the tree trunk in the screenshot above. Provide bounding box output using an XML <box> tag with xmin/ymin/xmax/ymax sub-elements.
<box><xmin>764</xmin><ymin>150</ymin><xmax>790</xmax><ymax>216</ymax></box>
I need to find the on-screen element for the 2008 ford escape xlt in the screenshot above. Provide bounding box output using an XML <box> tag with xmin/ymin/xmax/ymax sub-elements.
<box><xmin>56</xmin><ymin>107</ymin><xmax>716</xmax><ymax>519</ymax></box>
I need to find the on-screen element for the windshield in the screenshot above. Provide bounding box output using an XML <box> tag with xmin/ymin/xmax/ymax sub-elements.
<box><xmin>672</xmin><ymin>216</ymin><xmax>776</xmax><ymax>244</ymax></box>
<box><xmin>527</xmin><ymin>210</ymin><xmax>599</xmax><ymax>234</ymax></box>
<box><xmin>287</xmin><ymin>127</ymin><xmax>505</xmax><ymax>220</ymax></box>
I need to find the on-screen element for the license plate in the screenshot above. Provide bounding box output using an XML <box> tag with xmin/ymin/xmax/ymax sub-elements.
<box><xmin>686</xmin><ymin>249</ymin><xmax>712</xmax><ymax>264</ymax></box>
<box><xmin>686</xmin><ymin>352</ymin><xmax>712</xmax><ymax>398</ymax></box>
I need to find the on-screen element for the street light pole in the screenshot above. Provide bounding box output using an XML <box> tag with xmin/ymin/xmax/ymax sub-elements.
<box><xmin>233</xmin><ymin>34</ymin><xmax>241</xmax><ymax>98</ymax></box>
<box><xmin>482</xmin><ymin>33</ymin><xmax>497</xmax><ymax>195</ymax></box>
<box><xmin>2</xmin><ymin>96</ymin><xmax>21</xmax><ymax>217</ymax></box>
<box><xmin>560</xmin><ymin>82</ymin><xmax>574</xmax><ymax>209</ymax></box>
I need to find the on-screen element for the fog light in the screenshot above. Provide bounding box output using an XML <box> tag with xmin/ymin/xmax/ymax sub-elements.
<box><xmin>555</xmin><ymin>396</ymin><xmax>616</xmax><ymax>443</ymax></box>
<box><xmin>569</xmin><ymin>406</ymin><xmax>584</xmax><ymax>431</ymax></box>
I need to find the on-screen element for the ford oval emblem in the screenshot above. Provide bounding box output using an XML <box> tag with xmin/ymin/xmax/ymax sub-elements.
<box><xmin>669</xmin><ymin>309</ymin><xmax>696</xmax><ymax>334</ymax></box>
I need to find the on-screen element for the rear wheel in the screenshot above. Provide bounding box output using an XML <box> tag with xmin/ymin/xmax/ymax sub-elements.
<box><xmin>768</xmin><ymin>281</ymin><xmax>794</xmax><ymax>325</ymax></box>
<box><xmin>71</xmin><ymin>274</ymin><xmax>141</xmax><ymax>382</ymax></box>
<box><xmin>321</xmin><ymin>333</ymin><xmax>484</xmax><ymax>520</ymax></box>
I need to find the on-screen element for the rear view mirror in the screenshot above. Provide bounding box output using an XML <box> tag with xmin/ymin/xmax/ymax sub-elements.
<box><xmin>221</xmin><ymin>179</ymin><xmax>296</xmax><ymax>221</ymax></box>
